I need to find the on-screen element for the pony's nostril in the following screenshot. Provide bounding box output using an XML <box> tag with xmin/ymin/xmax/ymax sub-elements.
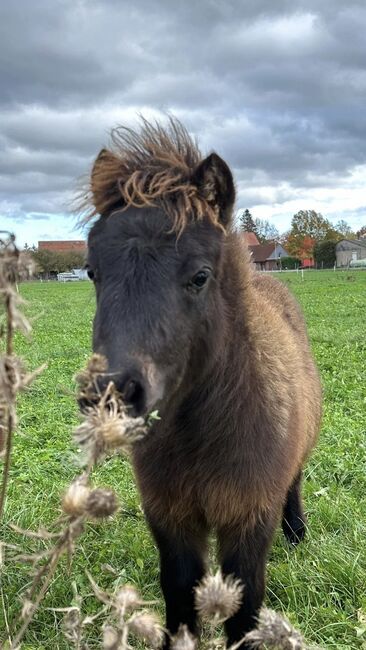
<box><xmin>122</xmin><ymin>378</ymin><xmax>146</xmax><ymax>416</ymax></box>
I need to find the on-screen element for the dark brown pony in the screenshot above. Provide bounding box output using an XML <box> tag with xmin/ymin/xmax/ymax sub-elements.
<box><xmin>81</xmin><ymin>117</ymin><xmax>322</xmax><ymax>648</ymax></box>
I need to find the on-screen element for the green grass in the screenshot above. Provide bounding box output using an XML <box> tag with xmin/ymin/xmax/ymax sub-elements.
<box><xmin>1</xmin><ymin>270</ymin><xmax>366</xmax><ymax>649</ymax></box>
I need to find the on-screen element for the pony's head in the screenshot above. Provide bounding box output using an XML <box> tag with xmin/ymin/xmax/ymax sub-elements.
<box><xmin>82</xmin><ymin>117</ymin><xmax>236</xmax><ymax>416</ymax></box>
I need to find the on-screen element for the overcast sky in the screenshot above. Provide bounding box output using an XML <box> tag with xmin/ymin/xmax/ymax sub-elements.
<box><xmin>1</xmin><ymin>0</ymin><xmax>366</xmax><ymax>246</ymax></box>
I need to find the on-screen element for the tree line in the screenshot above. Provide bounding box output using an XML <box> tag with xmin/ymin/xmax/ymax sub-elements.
<box><xmin>23</xmin><ymin>244</ymin><xmax>86</xmax><ymax>277</ymax></box>
<box><xmin>24</xmin><ymin>209</ymin><xmax>366</xmax><ymax>274</ymax></box>
<box><xmin>238</xmin><ymin>209</ymin><xmax>366</xmax><ymax>267</ymax></box>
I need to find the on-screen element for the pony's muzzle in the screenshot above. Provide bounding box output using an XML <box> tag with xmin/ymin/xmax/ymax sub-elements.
<box><xmin>79</xmin><ymin>360</ymin><xmax>165</xmax><ymax>418</ymax></box>
<box><xmin>98</xmin><ymin>369</ymin><xmax>147</xmax><ymax>417</ymax></box>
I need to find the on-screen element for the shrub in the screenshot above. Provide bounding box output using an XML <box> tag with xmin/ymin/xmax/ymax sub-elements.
<box><xmin>280</xmin><ymin>256</ymin><xmax>301</xmax><ymax>270</ymax></box>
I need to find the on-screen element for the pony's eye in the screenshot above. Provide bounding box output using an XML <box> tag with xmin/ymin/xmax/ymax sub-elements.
<box><xmin>191</xmin><ymin>269</ymin><xmax>210</xmax><ymax>289</ymax></box>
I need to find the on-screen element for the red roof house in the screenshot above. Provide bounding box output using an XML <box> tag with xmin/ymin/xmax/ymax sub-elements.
<box><xmin>38</xmin><ymin>240</ymin><xmax>87</xmax><ymax>253</ymax></box>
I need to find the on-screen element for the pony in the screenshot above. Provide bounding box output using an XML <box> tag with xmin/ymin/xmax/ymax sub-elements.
<box><xmin>81</xmin><ymin>117</ymin><xmax>322</xmax><ymax>647</ymax></box>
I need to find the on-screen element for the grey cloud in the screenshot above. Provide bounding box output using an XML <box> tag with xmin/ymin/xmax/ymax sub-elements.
<box><xmin>1</xmin><ymin>0</ymin><xmax>366</xmax><ymax>228</ymax></box>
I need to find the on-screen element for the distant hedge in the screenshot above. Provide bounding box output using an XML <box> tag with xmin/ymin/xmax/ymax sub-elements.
<box><xmin>280</xmin><ymin>256</ymin><xmax>301</xmax><ymax>269</ymax></box>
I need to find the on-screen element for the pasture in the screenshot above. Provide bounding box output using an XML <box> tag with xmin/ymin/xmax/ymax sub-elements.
<box><xmin>1</xmin><ymin>270</ymin><xmax>366</xmax><ymax>649</ymax></box>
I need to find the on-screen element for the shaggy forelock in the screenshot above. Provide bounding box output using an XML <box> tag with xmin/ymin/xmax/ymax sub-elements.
<box><xmin>77</xmin><ymin>116</ymin><xmax>221</xmax><ymax>233</ymax></box>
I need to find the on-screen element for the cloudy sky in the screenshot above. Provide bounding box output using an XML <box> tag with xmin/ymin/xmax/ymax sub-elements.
<box><xmin>1</xmin><ymin>0</ymin><xmax>366</xmax><ymax>247</ymax></box>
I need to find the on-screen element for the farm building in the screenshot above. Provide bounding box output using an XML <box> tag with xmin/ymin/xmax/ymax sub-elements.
<box><xmin>38</xmin><ymin>240</ymin><xmax>87</xmax><ymax>253</ymax></box>
<box><xmin>335</xmin><ymin>239</ymin><xmax>366</xmax><ymax>267</ymax></box>
<box><xmin>248</xmin><ymin>242</ymin><xmax>289</xmax><ymax>271</ymax></box>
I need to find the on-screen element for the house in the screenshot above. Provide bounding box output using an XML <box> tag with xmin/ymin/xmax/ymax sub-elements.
<box><xmin>248</xmin><ymin>242</ymin><xmax>289</xmax><ymax>271</ymax></box>
<box><xmin>38</xmin><ymin>240</ymin><xmax>87</xmax><ymax>253</ymax></box>
<box><xmin>335</xmin><ymin>239</ymin><xmax>366</xmax><ymax>267</ymax></box>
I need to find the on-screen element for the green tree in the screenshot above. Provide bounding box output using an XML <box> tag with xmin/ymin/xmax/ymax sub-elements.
<box><xmin>60</xmin><ymin>251</ymin><xmax>86</xmax><ymax>270</ymax></box>
<box><xmin>32</xmin><ymin>249</ymin><xmax>57</xmax><ymax>277</ymax></box>
<box><xmin>291</xmin><ymin>210</ymin><xmax>336</xmax><ymax>240</ymax></box>
<box><xmin>313</xmin><ymin>240</ymin><xmax>337</xmax><ymax>268</ymax></box>
<box><xmin>32</xmin><ymin>250</ymin><xmax>86</xmax><ymax>277</ymax></box>
<box><xmin>238</xmin><ymin>209</ymin><xmax>258</xmax><ymax>234</ymax></box>
<box><xmin>286</xmin><ymin>210</ymin><xmax>338</xmax><ymax>258</ymax></box>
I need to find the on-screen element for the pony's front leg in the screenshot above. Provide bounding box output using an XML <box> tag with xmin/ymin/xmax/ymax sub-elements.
<box><xmin>218</xmin><ymin>513</ymin><xmax>278</xmax><ymax>648</ymax></box>
<box><xmin>147</xmin><ymin>515</ymin><xmax>208</xmax><ymax>647</ymax></box>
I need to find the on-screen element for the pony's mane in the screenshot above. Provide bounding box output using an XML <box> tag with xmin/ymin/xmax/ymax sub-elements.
<box><xmin>78</xmin><ymin>116</ymin><xmax>220</xmax><ymax>232</ymax></box>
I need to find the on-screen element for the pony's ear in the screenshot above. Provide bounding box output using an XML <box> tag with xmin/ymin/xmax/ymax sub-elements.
<box><xmin>192</xmin><ymin>152</ymin><xmax>235</xmax><ymax>226</ymax></box>
<box><xmin>91</xmin><ymin>148</ymin><xmax>123</xmax><ymax>215</ymax></box>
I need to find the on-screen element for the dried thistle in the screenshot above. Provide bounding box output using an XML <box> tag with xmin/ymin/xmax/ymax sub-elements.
<box><xmin>103</xmin><ymin>624</ymin><xmax>120</xmax><ymax>649</ymax></box>
<box><xmin>86</xmin><ymin>488</ymin><xmax>119</xmax><ymax>518</ymax></box>
<box><xmin>75</xmin><ymin>353</ymin><xmax>108</xmax><ymax>402</ymax></box>
<box><xmin>129</xmin><ymin>611</ymin><xmax>164</xmax><ymax>648</ymax></box>
<box><xmin>62</xmin><ymin>606</ymin><xmax>82</xmax><ymax>645</ymax></box>
<box><xmin>115</xmin><ymin>584</ymin><xmax>141</xmax><ymax>612</ymax></box>
<box><xmin>74</xmin><ymin>380</ymin><xmax>147</xmax><ymax>466</ymax></box>
<box><xmin>195</xmin><ymin>571</ymin><xmax>243</xmax><ymax>624</ymax></box>
<box><xmin>171</xmin><ymin>624</ymin><xmax>197</xmax><ymax>650</ymax></box>
<box><xmin>62</xmin><ymin>479</ymin><xmax>91</xmax><ymax>516</ymax></box>
<box><xmin>243</xmin><ymin>607</ymin><xmax>305</xmax><ymax>649</ymax></box>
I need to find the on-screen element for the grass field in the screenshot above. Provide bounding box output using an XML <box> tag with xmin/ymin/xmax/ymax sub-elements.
<box><xmin>1</xmin><ymin>270</ymin><xmax>366</xmax><ymax>649</ymax></box>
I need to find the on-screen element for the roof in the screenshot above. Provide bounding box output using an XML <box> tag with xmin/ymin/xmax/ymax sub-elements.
<box><xmin>240</xmin><ymin>231</ymin><xmax>260</xmax><ymax>246</ymax></box>
<box><xmin>249</xmin><ymin>242</ymin><xmax>289</xmax><ymax>263</ymax></box>
<box><xmin>335</xmin><ymin>239</ymin><xmax>366</xmax><ymax>249</ymax></box>
<box><xmin>249</xmin><ymin>243</ymin><xmax>276</xmax><ymax>262</ymax></box>
<box><xmin>38</xmin><ymin>240</ymin><xmax>87</xmax><ymax>252</ymax></box>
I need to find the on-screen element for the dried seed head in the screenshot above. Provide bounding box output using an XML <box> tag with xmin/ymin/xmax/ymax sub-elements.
<box><xmin>0</xmin><ymin>245</ymin><xmax>34</xmax><ymax>287</ymax></box>
<box><xmin>99</xmin><ymin>411</ymin><xmax>147</xmax><ymax>450</ymax></box>
<box><xmin>86</xmin><ymin>488</ymin><xmax>119</xmax><ymax>518</ymax></box>
<box><xmin>244</xmin><ymin>608</ymin><xmax>305</xmax><ymax>649</ymax></box>
<box><xmin>62</xmin><ymin>480</ymin><xmax>91</xmax><ymax>516</ymax></box>
<box><xmin>171</xmin><ymin>624</ymin><xmax>197</xmax><ymax>650</ymax></box>
<box><xmin>21</xmin><ymin>598</ymin><xmax>35</xmax><ymax>620</ymax></box>
<box><xmin>195</xmin><ymin>571</ymin><xmax>243</xmax><ymax>623</ymax></box>
<box><xmin>129</xmin><ymin>612</ymin><xmax>164</xmax><ymax>648</ymax></box>
<box><xmin>73</xmin><ymin>382</ymin><xmax>147</xmax><ymax>466</ymax></box>
<box><xmin>62</xmin><ymin>607</ymin><xmax>81</xmax><ymax>644</ymax></box>
<box><xmin>103</xmin><ymin>624</ymin><xmax>120</xmax><ymax>650</ymax></box>
<box><xmin>75</xmin><ymin>353</ymin><xmax>108</xmax><ymax>401</ymax></box>
<box><xmin>115</xmin><ymin>584</ymin><xmax>141</xmax><ymax>612</ymax></box>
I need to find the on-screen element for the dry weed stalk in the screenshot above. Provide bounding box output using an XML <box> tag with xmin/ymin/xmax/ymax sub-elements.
<box><xmin>242</xmin><ymin>607</ymin><xmax>307</xmax><ymax>650</ymax></box>
<box><xmin>6</xmin><ymin>353</ymin><xmax>152</xmax><ymax>648</ymax></box>
<box><xmin>0</xmin><ymin>232</ymin><xmax>42</xmax><ymax>520</ymax></box>
<box><xmin>190</xmin><ymin>572</ymin><xmax>311</xmax><ymax>650</ymax></box>
<box><xmin>58</xmin><ymin>572</ymin><xmax>164</xmax><ymax>649</ymax></box>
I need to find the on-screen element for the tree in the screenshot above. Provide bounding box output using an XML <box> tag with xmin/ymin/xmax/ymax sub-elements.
<box><xmin>356</xmin><ymin>225</ymin><xmax>366</xmax><ymax>239</ymax></box>
<box><xmin>238</xmin><ymin>209</ymin><xmax>258</xmax><ymax>234</ymax></box>
<box><xmin>60</xmin><ymin>251</ymin><xmax>86</xmax><ymax>270</ymax></box>
<box><xmin>291</xmin><ymin>210</ymin><xmax>336</xmax><ymax>240</ymax></box>
<box><xmin>286</xmin><ymin>233</ymin><xmax>316</xmax><ymax>260</ymax></box>
<box><xmin>23</xmin><ymin>243</ymin><xmax>36</xmax><ymax>252</ymax></box>
<box><xmin>286</xmin><ymin>210</ymin><xmax>338</xmax><ymax>260</ymax></box>
<box><xmin>313</xmin><ymin>240</ymin><xmax>336</xmax><ymax>268</ymax></box>
<box><xmin>254</xmin><ymin>218</ymin><xmax>279</xmax><ymax>243</ymax></box>
<box><xmin>335</xmin><ymin>219</ymin><xmax>353</xmax><ymax>238</ymax></box>
<box><xmin>32</xmin><ymin>249</ymin><xmax>58</xmax><ymax>278</ymax></box>
<box><xmin>32</xmin><ymin>249</ymin><xmax>86</xmax><ymax>277</ymax></box>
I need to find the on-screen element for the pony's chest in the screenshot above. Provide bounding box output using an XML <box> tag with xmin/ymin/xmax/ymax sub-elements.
<box><xmin>132</xmin><ymin>429</ymin><xmax>267</xmax><ymax>522</ymax></box>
